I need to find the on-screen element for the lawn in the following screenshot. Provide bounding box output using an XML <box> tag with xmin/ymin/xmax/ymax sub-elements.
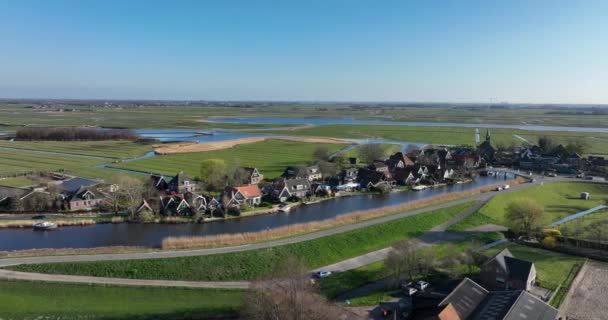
<box><xmin>344</xmin><ymin>143</ymin><xmax>403</xmax><ymax>161</ymax></box>
<box><xmin>0</xmin><ymin>280</ymin><xmax>242</xmax><ymax>319</ymax></box>
<box><xmin>7</xmin><ymin>202</ymin><xmax>474</xmax><ymax>281</ymax></box>
<box><xmin>0</xmin><ymin>176</ymin><xmax>34</xmax><ymax>187</ymax></box>
<box><xmin>483</xmin><ymin>243</ymin><xmax>584</xmax><ymax>290</ymax></box>
<box><xmin>449</xmin><ymin>182</ymin><xmax>608</xmax><ymax>230</ymax></box>
<box><xmin>0</xmin><ymin>140</ymin><xmax>153</xmax><ymax>159</ymax></box>
<box><xmin>110</xmin><ymin>139</ymin><xmax>348</xmax><ymax>179</ymax></box>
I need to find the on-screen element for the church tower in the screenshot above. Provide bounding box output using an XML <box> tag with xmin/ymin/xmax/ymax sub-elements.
<box><xmin>485</xmin><ymin>129</ymin><xmax>491</xmax><ymax>143</ymax></box>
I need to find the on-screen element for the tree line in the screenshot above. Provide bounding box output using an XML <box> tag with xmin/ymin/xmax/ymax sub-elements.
<box><xmin>16</xmin><ymin>127</ymin><xmax>137</xmax><ymax>141</ymax></box>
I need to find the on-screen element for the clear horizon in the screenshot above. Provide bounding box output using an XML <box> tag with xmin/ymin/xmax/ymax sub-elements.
<box><xmin>1</xmin><ymin>0</ymin><xmax>607</xmax><ymax>104</ymax></box>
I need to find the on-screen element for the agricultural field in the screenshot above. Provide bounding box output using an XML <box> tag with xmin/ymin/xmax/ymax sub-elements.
<box><xmin>0</xmin><ymin>148</ymin><xmax>106</xmax><ymax>177</ymax></box>
<box><xmin>344</xmin><ymin>143</ymin><xmax>403</xmax><ymax>160</ymax></box>
<box><xmin>4</xmin><ymin>103</ymin><xmax>608</xmax><ymax>129</ymax></box>
<box><xmin>111</xmin><ymin>139</ymin><xmax>348</xmax><ymax>179</ymax></box>
<box><xmin>0</xmin><ymin>176</ymin><xmax>35</xmax><ymax>187</ymax></box>
<box><xmin>449</xmin><ymin>182</ymin><xmax>608</xmax><ymax>230</ymax></box>
<box><xmin>0</xmin><ymin>140</ymin><xmax>153</xmax><ymax>159</ymax></box>
<box><xmin>250</xmin><ymin>125</ymin><xmax>608</xmax><ymax>155</ymax></box>
<box><xmin>8</xmin><ymin>202</ymin><xmax>474</xmax><ymax>281</ymax></box>
<box><xmin>483</xmin><ymin>243</ymin><xmax>584</xmax><ymax>290</ymax></box>
<box><xmin>0</xmin><ymin>280</ymin><xmax>242</xmax><ymax>319</ymax></box>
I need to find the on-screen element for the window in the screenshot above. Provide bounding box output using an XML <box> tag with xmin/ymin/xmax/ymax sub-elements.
<box><xmin>184</xmin><ymin>181</ymin><xmax>190</xmax><ymax>185</ymax></box>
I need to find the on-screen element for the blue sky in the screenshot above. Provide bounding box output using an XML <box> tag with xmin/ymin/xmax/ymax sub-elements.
<box><xmin>0</xmin><ymin>0</ymin><xmax>607</xmax><ymax>103</ymax></box>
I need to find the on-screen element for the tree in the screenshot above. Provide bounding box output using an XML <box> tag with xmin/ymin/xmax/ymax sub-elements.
<box><xmin>114</xmin><ymin>176</ymin><xmax>144</xmax><ymax>218</ymax></box>
<box><xmin>385</xmin><ymin>239</ymin><xmax>436</xmax><ymax>286</ymax></box>
<box><xmin>317</xmin><ymin>160</ymin><xmax>338</xmax><ymax>179</ymax></box>
<box><xmin>505</xmin><ymin>198</ymin><xmax>545</xmax><ymax>236</ymax></box>
<box><xmin>565</xmin><ymin>138</ymin><xmax>589</xmax><ymax>155</ymax></box>
<box><xmin>22</xmin><ymin>193</ymin><xmax>50</xmax><ymax>213</ymax></box>
<box><xmin>358</xmin><ymin>144</ymin><xmax>385</xmax><ymax>164</ymax></box>
<box><xmin>200</xmin><ymin>159</ymin><xmax>228</xmax><ymax>191</ymax></box>
<box><xmin>241</xmin><ymin>257</ymin><xmax>342</xmax><ymax>320</ymax></box>
<box><xmin>313</xmin><ymin>147</ymin><xmax>332</xmax><ymax>162</ymax></box>
<box><xmin>538</xmin><ymin>136</ymin><xmax>555</xmax><ymax>154</ymax></box>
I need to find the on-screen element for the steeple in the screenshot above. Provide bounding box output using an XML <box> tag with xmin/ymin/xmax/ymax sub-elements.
<box><xmin>485</xmin><ymin>129</ymin><xmax>491</xmax><ymax>143</ymax></box>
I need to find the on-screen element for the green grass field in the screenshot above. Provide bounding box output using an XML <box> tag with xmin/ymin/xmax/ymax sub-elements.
<box><xmin>0</xmin><ymin>148</ymin><xmax>106</xmax><ymax>177</ymax></box>
<box><xmin>483</xmin><ymin>243</ymin><xmax>583</xmax><ymax>290</ymax></box>
<box><xmin>449</xmin><ymin>182</ymin><xmax>608</xmax><ymax>230</ymax></box>
<box><xmin>344</xmin><ymin>143</ymin><xmax>403</xmax><ymax>160</ymax></box>
<box><xmin>251</xmin><ymin>125</ymin><xmax>608</xmax><ymax>156</ymax></box>
<box><xmin>558</xmin><ymin>207</ymin><xmax>608</xmax><ymax>240</ymax></box>
<box><xmin>0</xmin><ymin>176</ymin><xmax>34</xmax><ymax>187</ymax></box>
<box><xmin>0</xmin><ymin>280</ymin><xmax>242</xmax><ymax>319</ymax></box>
<box><xmin>7</xmin><ymin>202</ymin><xmax>474</xmax><ymax>281</ymax></box>
<box><xmin>0</xmin><ymin>140</ymin><xmax>153</xmax><ymax>159</ymax></box>
<box><xmin>111</xmin><ymin>139</ymin><xmax>348</xmax><ymax>178</ymax></box>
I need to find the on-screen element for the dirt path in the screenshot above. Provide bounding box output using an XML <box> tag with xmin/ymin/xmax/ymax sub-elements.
<box><xmin>154</xmin><ymin>136</ymin><xmax>352</xmax><ymax>154</ymax></box>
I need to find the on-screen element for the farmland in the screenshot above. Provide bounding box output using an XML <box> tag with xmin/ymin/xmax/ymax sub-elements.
<box><xmin>0</xmin><ymin>148</ymin><xmax>106</xmax><ymax>177</ymax></box>
<box><xmin>110</xmin><ymin>139</ymin><xmax>348</xmax><ymax>178</ymax></box>
<box><xmin>558</xmin><ymin>207</ymin><xmax>608</xmax><ymax>240</ymax></box>
<box><xmin>449</xmin><ymin>182</ymin><xmax>608</xmax><ymax>230</ymax></box>
<box><xmin>249</xmin><ymin>124</ymin><xmax>608</xmax><ymax>156</ymax></box>
<box><xmin>8</xmin><ymin>202</ymin><xmax>474</xmax><ymax>281</ymax></box>
<box><xmin>0</xmin><ymin>280</ymin><xmax>242</xmax><ymax>319</ymax></box>
<box><xmin>0</xmin><ymin>140</ymin><xmax>153</xmax><ymax>159</ymax></box>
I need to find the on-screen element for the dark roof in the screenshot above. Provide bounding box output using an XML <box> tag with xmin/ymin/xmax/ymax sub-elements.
<box><xmin>66</xmin><ymin>186</ymin><xmax>101</xmax><ymax>201</ymax></box>
<box><xmin>505</xmin><ymin>256</ymin><xmax>534</xmax><ymax>282</ymax></box>
<box><xmin>283</xmin><ymin>178</ymin><xmax>311</xmax><ymax>191</ymax></box>
<box><xmin>60</xmin><ymin>177</ymin><xmax>100</xmax><ymax>193</ymax></box>
<box><xmin>471</xmin><ymin>290</ymin><xmax>522</xmax><ymax>320</ymax></box>
<box><xmin>504</xmin><ymin>291</ymin><xmax>558</xmax><ymax>320</ymax></box>
<box><xmin>485</xmin><ymin>248</ymin><xmax>514</xmax><ymax>272</ymax></box>
<box><xmin>439</xmin><ymin>278</ymin><xmax>489</xmax><ymax>319</ymax></box>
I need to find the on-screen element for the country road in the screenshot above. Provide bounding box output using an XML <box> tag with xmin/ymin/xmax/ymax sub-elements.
<box><xmin>0</xmin><ymin>174</ymin><xmax>586</xmax><ymax>289</ymax></box>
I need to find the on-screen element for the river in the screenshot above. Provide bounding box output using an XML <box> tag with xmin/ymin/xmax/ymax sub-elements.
<box><xmin>0</xmin><ymin>174</ymin><xmax>513</xmax><ymax>251</ymax></box>
<box><xmin>207</xmin><ymin>117</ymin><xmax>608</xmax><ymax>133</ymax></box>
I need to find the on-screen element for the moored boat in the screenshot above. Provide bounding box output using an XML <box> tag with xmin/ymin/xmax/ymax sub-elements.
<box><xmin>32</xmin><ymin>221</ymin><xmax>58</xmax><ymax>231</ymax></box>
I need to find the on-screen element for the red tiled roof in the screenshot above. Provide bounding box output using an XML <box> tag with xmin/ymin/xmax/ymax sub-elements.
<box><xmin>235</xmin><ymin>185</ymin><xmax>262</xmax><ymax>198</ymax></box>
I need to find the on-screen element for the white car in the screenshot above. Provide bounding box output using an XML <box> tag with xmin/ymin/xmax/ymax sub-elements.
<box><xmin>403</xmin><ymin>287</ymin><xmax>418</xmax><ymax>296</ymax></box>
<box><xmin>415</xmin><ymin>280</ymin><xmax>429</xmax><ymax>291</ymax></box>
<box><xmin>503</xmin><ymin>184</ymin><xmax>510</xmax><ymax>189</ymax></box>
<box><xmin>496</xmin><ymin>187</ymin><xmax>503</xmax><ymax>191</ymax></box>
<box><xmin>314</xmin><ymin>270</ymin><xmax>332</xmax><ymax>278</ymax></box>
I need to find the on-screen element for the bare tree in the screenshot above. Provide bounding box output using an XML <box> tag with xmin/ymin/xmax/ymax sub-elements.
<box><xmin>241</xmin><ymin>257</ymin><xmax>343</xmax><ymax>320</ymax></box>
<box><xmin>385</xmin><ymin>239</ymin><xmax>436</xmax><ymax>286</ymax></box>
<box><xmin>313</xmin><ymin>147</ymin><xmax>332</xmax><ymax>162</ymax></box>
<box><xmin>108</xmin><ymin>176</ymin><xmax>144</xmax><ymax>218</ymax></box>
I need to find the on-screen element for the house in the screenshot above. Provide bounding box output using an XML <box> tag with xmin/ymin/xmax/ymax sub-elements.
<box><xmin>160</xmin><ymin>194</ymin><xmax>191</xmax><ymax>216</ymax></box>
<box><xmin>386</xmin><ymin>152</ymin><xmax>415</xmax><ymax>171</ymax></box>
<box><xmin>436</xmin><ymin>278</ymin><xmax>557</xmax><ymax>320</ymax></box>
<box><xmin>63</xmin><ymin>186</ymin><xmax>105</xmax><ymax>211</ymax></box>
<box><xmin>167</xmin><ymin>172</ymin><xmax>196</xmax><ymax>194</ymax></box>
<box><xmin>282</xmin><ymin>166</ymin><xmax>323</xmax><ymax>182</ymax></box>
<box><xmin>271</xmin><ymin>178</ymin><xmax>311</xmax><ymax>202</ymax></box>
<box><xmin>479</xmin><ymin>248</ymin><xmax>536</xmax><ymax>291</ymax></box>
<box><xmin>150</xmin><ymin>175</ymin><xmax>169</xmax><ymax>191</ymax></box>
<box><xmin>0</xmin><ymin>186</ymin><xmax>30</xmax><ymax>206</ymax></box>
<box><xmin>241</xmin><ymin>167</ymin><xmax>263</xmax><ymax>185</ymax></box>
<box><xmin>357</xmin><ymin>168</ymin><xmax>395</xmax><ymax>189</ymax></box>
<box><xmin>136</xmin><ymin>200</ymin><xmax>155</xmax><ymax>215</ymax></box>
<box><xmin>224</xmin><ymin>185</ymin><xmax>262</xmax><ymax>207</ymax></box>
<box><xmin>370</xmin><ymin>161</ymin><xmax>390</xmax><ymax>176</ymax></box>
<box><xmin>392</xmin><ymin>168</ymin><xmax>418</xmax><ymax>185</ymax></box>
<box><xmin>54</xmin><ymin>177</ymin><xmax>107</xmax><ymax>211</ymax></box>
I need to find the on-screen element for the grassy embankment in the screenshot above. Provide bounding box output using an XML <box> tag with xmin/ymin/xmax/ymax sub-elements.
<box><xmin>111</xmin><ymin>139</ymin><xmax>347</xmax><ymax>179</ymax></box>
<box><xmin>557</xmin><ymin>207</ymin><xmax>608</xmax><ymax>240</ymax></box>
<box><xmin>251</xmin><ymin>125</ymin><xmax>608</xmax><ymax>156</ymax></box>
<box><xmin>8</xmin><ymin>202</ymin><xmax>474</xmax><ymax>281</ymax></box>
<box><xmin>448</xmin><ymin>182</ymin><xmax>608</xmax><ymax>231</ymax></box>
<box><xmin>0</xmin><ymin>280</ymin><xmax>242</xmax><ymax>319</ymax></box>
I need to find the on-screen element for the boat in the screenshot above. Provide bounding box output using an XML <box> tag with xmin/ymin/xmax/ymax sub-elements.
<box><xmin>412</xmin><ymin>185</ymin><xmax>428</xmax><ymax>191</ymax></box>
<box><xmin>278</xmin><ymin>204</ymin><xmax>291</xmax><ymax>212</ymax></box>
<box><xmin>32</xmin><ymin>221</ymin><xmax>58</xmax><ymax>231</ymax></box>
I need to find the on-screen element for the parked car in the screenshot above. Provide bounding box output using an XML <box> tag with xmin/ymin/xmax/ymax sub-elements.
<box><xmin>415</xmin><ymin>280</ymin><xmax>429</xmax><ymax>291</ymax></box>
<box><xmin>495</xmin><ymin>187</ymin><xmax>504</xmax><ymax>191</ymax></box>
<box><xmin>503</xmin><ymin>184</ymin><xmax>510</xmax><ymax>189</ymax></box>
<box><xmin>31</xmin><ymin>214</ymin><xmax>46</xmax><ymax>220</ymax></box>
<box><xmin>547</xmin><ymin>172</ymin><xmax>557</xmax><ymax>177</ymax></box>
<box><xmin>403</xmin><ymin>286</ymin><xmax>418</xmax><ymax>296</ymax></box>
<box><xmin>314</xmin><ymin>270</ymin><xmax>332</xmax><ymax>278</ymax></box>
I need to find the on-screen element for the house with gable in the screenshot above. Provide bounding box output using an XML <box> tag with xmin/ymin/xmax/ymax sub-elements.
<box><xmin>386</xmin><ymin>151</ymin><xmax>415</xmax><ymax>172</ymax></box>
<box><xmin>241</xmin><ymin>167</ymin><xmax>263</xmax><ymax>185</ymax></box>
<box><xmin>224</xmin><ymin>185</ymin><xmax>262</xmax><ymax>207</ymax></box>
<box><xmin>432</xmin><ymin>277</ymin><xmax>557</xmax><ymax>320</ymax></box>
<box><xmin>160</xmin><ymin>194</ymin><xmax>191</xmax><ymax>216</ymax></box>
<box><xmin>479</xmin><ymin>248</ymin><xmax>537</xmax><ymax>291</ymax></box>
<box><xmin>167</xmin><ymin>171</ymin><xmax>196</xmax><ymax>194</ymax></box>
<box><xmin>271</xmin><ymin>177</ymin><xmax>311</xmax><ymax>202</ymax></box>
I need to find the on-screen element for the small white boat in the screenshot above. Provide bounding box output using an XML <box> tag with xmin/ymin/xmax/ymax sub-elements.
<box><xmin>32</xmin><ymin>221</ymin><xmax>58</xmax><ymax>231</ymax></box>
<box><xmin>278</xmin><ymin>204</ymin><xmax>291</xmax><ymax>212</ymax></box>
<box><xmin>412</xmin><ymin>185</ymin><xmax>427</xmax><ymax>191</ymax></box>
